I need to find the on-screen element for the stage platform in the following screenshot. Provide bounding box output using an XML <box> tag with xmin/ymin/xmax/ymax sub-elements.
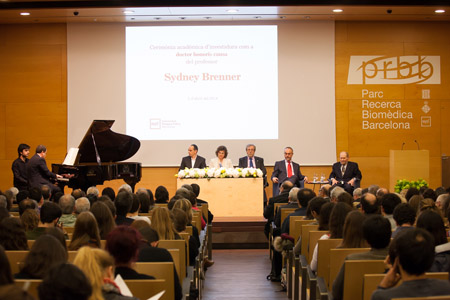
<box><xmin>210</xmin><ymin>216</ymin><xmax>268</xmax><ymax>249</ymax></box>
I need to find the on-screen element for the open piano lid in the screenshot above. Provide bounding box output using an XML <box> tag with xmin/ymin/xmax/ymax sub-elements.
<box><xmin>78</xmin><ymin>120</ymin><xmax>140</xmax><ymax>164</ymax></box>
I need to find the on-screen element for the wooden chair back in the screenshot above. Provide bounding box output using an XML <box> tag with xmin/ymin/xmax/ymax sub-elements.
<box><xmin>192</xmin><ymin>211</ymin><xmax>202</xmax><ymax>232</ymax></box>
<box><xmin>281</xmin><ymin>208</ymin><xmax>297</xmax><ymax>225</ymax></box>
<box><xmin>300</xmin><ymin>224</ymin><xmax>319</xmax><ymax>259</ymax></box>
<box><xmin>134</xmin><ymin>262</ymin><xmax>175</xmax><ymax>300</ymax></box>
<box><xmin>199</xmin><ymin>203</ymin><xmax>208</xmax><ymax>223</ymax></box>
<box><xmin>68</xmin><ymin>250</ymin><xmax>77</xmax><ymax>262</ymax></box>
<box><xmin>155</xmin><ymin>203</ymin><xmax>168</xmax><ymax>208</ymax></box>
<box><xmin>63</xmin><ymin>226</ymin><xmax>75</xmax><ymax>234</ymax></box>
<box><xmin>316</xmin><ymin>238</ymin><xmax>342</xmax><ymax>286</ymax></box>
<box><xmin>343</xmin><ymin>260</ymin><xmax>386</xmax><ymax>300</ymax></box>
<box><xmin>392</xmin><ymin>297</ymin><xmax>450</xmax><ymax>300</ymax></box>
<box><xmin>10</xmin><ymin>211</ymin><xmax>19</xmax><ymax>217</ymax></box>
<box><xmin>329</xmin><ymin>248</ymin><xmax>371</xmax><ymax>289</ymax></box>
<box><xmin>289</xmin><ymin>217</ymin><xmax>310</xmax><ymax>243</ymax></box>
<box><xmin>308</xmin><ymin>230</ymin><xmax>328</xmax><ymax>263</ymax></box>
<box><xmin>5</xmin><ymin>251</ymin><xmax>28</xmax><ymax>274</ymax></box>
<box><xmin>124</xmin><ymin>279</ymin><xmax>167</xmax><ymax>300</ymax></box>
<box><xmin>363</xmin><ymin>273</ymin><xmax>450</xmax><ymax>300</ymax></box>
<box><xmin>158</xmin><ymin>240</ymin><xmax>186</xmax><ymax>280</ymax></box>
<box><xmin>178</xmin><ymin>232</ymin><xmax>190</xmax><ymax>265</ymax></box>
<box><xmin>167</xmin><ymin>249</ymin><xmax>181</xmax><ymax>278</ymax></box>
<box><xmin>274</xmin><ymin>202</ymin><xmax>285</xmax><ymax>217</ymax></box>
<box><xmin>15</xmin><ymin>279</ymin><xmax>41</xmax><ymax>299</ymax></box>
<box><xmin>101</xmin><ymin>240</ymin><xmax>106</xmax><ymax>249</ymax></box>
<box><xmin>27</xmin><ymin>240</ymin><xmax>34</xmax><ymax>249</ymax></box>
<box><xmin>186</xmin><ymin>226</ymin><xmax>193</xmax><ymax>235</ymax></box>
<box><xmin>138</xmin><ymin>212</ymin><xmax>152</xmax><ymax>217</ymax></box>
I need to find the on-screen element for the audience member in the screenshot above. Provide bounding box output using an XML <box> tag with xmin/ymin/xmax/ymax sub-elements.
<box><xmin>332</xmin><ymin>215</ymin><xmax>391</xmax><ymax>300</ymax></box>
<box><xmin>151</xmin><ymin>207</ymin><xmax>181</xmax><ymax>240</ymax></box>
<box><xmin>0</xmin><ymin>207</ymin><xmax>9</xmax><ymax>222</ymax></box>
<box><xmin>263</xmin><ymin>181</ymin><xmax>293</xmax><ymax>237</ymax></box>
<box><xmin>353</xmin><ymin>187</ymin><xmax>362</xmax><ymax>202</ymax></box>
<box><xmin>171</xmin><ymin>208</ymin><xmax>200</xmax><ymax>267</ymax></box>
<box><xmin>0</xmin><ymin>217</ymin><xmax>28</xmax><ymax>250</ymax></box>
<box><xmin>69</xmin><ymin>211</ymin><xmax>101</xmax><ymax>251</ymax></box>
<box><xmin>114</xmin><ymin>191</ymin><xmax>134</xmax><ymax>226</ymax></box>
<box><xmin>281</xmin><ymin>188</ymin><xmax>316</xmax><ymax>233</ymax></box>
<box><xmin>381</xmin><ymin>193</ymin><xmax>402</xmax><ymax>230</ymax></box>
<box><xmin>318</xmin><ymin>184</ymin><xmax>331</xmax><ymax>200</ymax></box>
<box><xmin>58</xmin><ymin>194</ymin><xmax>77</xmax><ymax>227</ymax></box>
<box><xmin>360</xmin><ymin>193</ymin><xmax>381</xmax><ymax>214</ymax></box>
<box><xmin>338</xmin><ymin>210</ymin><xmax>368</xmax><ymax>248</ymax></box>
<box><xmin>16</xmin><ymin>190</ymin><xmax>29</xmax><ymax>204</ymax></box>
<box><xmin>20</xmin><ymin>208</ymin><xmax>39</xmax><ymax>231</ymax></box>
<box><xmin>408</xmin><ymin>194</ymin><xmax>423</xmax><ymax>214</ymax></box>
<box><xmin>97</xmin><ymin>196</ymin><xmax>116</xmax><ymax>218</ymax></box>
<box><xmin>45</xmin><ymin>227</ymin><xmax>67</xmax><ymax>250</ymax></box>
<box><xmin>422</xmin><ymin>188</ymin><xmax>437</xmax><ymax>201</ymax></box>
<box><xmin>405</xmin><ymin>187</ymin><xmax>420</xmax><ymax>201</ymax></box>
<box><xmin>368</xmin><ymin>184</ymin><xmax>380</xmax><ymax>195</ymax></box>
<box><xmin>376</xmin><ymin>187</ymin><xmax>389</xmax><ymax>199</ymax></box>
<box><xmin>106</xmin><ymin>226</ymin><xmax>155</xmax><ymax>280</ymax></box>
<box><xmin>41</xmin><ymin>184</ymin><xmax>51</xmax><ymax>202</ymax></box>
<box><xmin>191</xmin><ymin>183</ymin><xmax>214</xmax><ymax>223</ymax></box>
<box><xmin>15</xmin><ymin>234</ymin><xmax>67</xmax><ymax>279</ymax></box>
<box><xmin>127</xmin><ymin>193</ymin><xmax>151</xmax><ymax>224</ymax></box>
<box><xmin>26</xmin><ymin>201</ymin><xmax>62</xmax><ymax>240</ymax></box>
<box><xmin>91</xmin><ymin>201</ymin><xmax>116</xmax><ymax>239</ymax></box>
<box><xmin>172</xmin><ymin>198</ymin><xmax>200</xmax><ymax>244</ymax></box>
<box><xmin>392</xmin><ymin>203</ymin><xmax>416</xmax><ymax>238</ymax></box>
<box><xmin>75</xmin><ymin>197</ymin><xmax>91</xmax><ymax>214</ymax></box>
<box><xmin>330</xmin><ymin>186</ymin><xmax>345</xmax><ymax>203</ymax></box>
<box><xmin>74</xmin><ymin>246</ymin><xmax>138</xmax><ymax>300</ymax></box>
<box><xmin>118</xmin><ymin>184</ymin><xmax>132</xmax><ymax>195</ymax></box>
<box><xmin>155</xmin><ymin>185</ymin><xmax>170</xmax><ymax>203</ymax></box>
<box><xmin>436</xmin><ymin>194</ymin><xmax>450</xmax><ymax>215</ymax></box>
<box><xmin>0</xmin><ymin>245</ymin><xmax>34</xmax><ymax>299</ymax></box>
<box><xmin>136</xmin><ymin>189</ymin><xmax>152</xmax><ymax>213</ymax></box>
<box><xmin>336</xmin><ymin>192</ymin><xmax>353</xmax><ymax>207</ymax></box>
<box><xmin>87</xmin><ymin>186</ymin><xmax>100</xmax><ymax>198</ymax></box>
<box><xmin>372</xmin><ymin>228</ymin><xmax>450</xmax><ymax>300</ymax></box>
<box><xmin>72</xmin><ymin>189</ymin><xmax>86</xmax><ymax>200</ymax></box>
<box><xmin>276</xmin><ymin>187</ymin><xmax>301</xmax><ymax>230</ymax></box>
<box><xmin>416</xmin><ymin>210</ymin><xmax>450</xmax><ymax>272</ymax></box>
<box><xmin>28</xmin><ymin>187</ymin><xmax>43</xmax><ymax>207</ymax></box>
<box><xmin>18</xmin><ymin>198</ymin><xmax>36</xmax><ymax>217</ymax></box>
<box><xmin>38</xmin><ymin>263</ymin><xmax>92</xmax><ymax>300</ymax></box>
<box><xmin>102</xmin><ymin>187</ymin><xmax>116</xmax><ymax>201</ymax></box>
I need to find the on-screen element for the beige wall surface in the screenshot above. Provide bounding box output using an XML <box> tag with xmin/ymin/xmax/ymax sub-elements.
<box><xmin>1</xmin><ymin>21</ymin><xmax>449</xmax><ymax>194</ymax></box>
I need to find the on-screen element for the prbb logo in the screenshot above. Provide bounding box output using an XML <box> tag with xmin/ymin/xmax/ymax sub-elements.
<box><xmin>347</xmin><ymin>55</ymin><xmax>440</xmax><ymax>85</ymax></box>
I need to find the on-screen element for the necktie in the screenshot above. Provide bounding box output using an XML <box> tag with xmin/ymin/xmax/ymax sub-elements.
<box><xmin>249</xmin><ymin>158</ymin><xmax>254</xmax><ymax>168</ymax></box>
<box><xmin>341</xmin><ymin>164</ymin><xmax>346</xmax><ymax>176</ymax></box>
<box><xmin>287</xmin><ymin>162</ymin><xmax>293</xmax><ymax>177</ymax></box>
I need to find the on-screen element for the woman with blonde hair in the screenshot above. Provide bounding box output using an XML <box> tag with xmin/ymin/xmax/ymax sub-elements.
<box><xmin>150</xmin><ymin>207</ymin><xmax>180</xmax><ymax>240</ymax></box>
<box><xmin>73</xmin><ymin>246</ymin><xmax>138</xmax><ymax>300</ymax></box>
<box><xmin>69</xmin><ymin>211</ymin><xmax>101</xmax><ymax>251</ymax></box>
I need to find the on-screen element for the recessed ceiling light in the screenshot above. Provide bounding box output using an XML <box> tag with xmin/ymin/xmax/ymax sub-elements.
<box><xmin>435</xmin><ymin>9</ymin><xmax>445</xmax><ymax>14</ymax></box>
<box><xmin>20</xmin><ymin>12</ymin><xmax>30</xmax><ymax>16</ymax></box>
<box><xmin>227</xmin><ymin>9</ymin><xmax>239</xmax><ymax>13</ymax></box>
<box><xmin>333</xmin><ymin>9</ymin><xmax>343</xmax><ymax>13</ymax></box>
<box><xmin>123</xmin><ymin>10</ymin><xmax>134</xmax><ymax>14</ymax></box>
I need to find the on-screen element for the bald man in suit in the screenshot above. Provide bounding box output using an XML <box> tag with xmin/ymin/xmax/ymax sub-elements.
<box><xmin>271</xmin><ymin>147</ymin><xmax>307</xmax><ymax>196</ymax></box>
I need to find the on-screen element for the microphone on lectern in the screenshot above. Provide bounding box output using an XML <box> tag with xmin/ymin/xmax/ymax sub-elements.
<box><xmin>414</xmin><ymin>140</ymin><xmax>420</xmax><ymax>150</ymax></box>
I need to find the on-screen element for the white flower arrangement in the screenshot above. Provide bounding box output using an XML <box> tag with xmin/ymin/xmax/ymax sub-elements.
<box><xmin>176</xmin><ymin>167</ymin><xmax>264</xmax><ymax>179</ymax></box>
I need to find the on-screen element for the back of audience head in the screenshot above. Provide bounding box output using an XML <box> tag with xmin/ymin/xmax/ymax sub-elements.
<box><xmin>41</xmin><ymin>185</ymin><xmax>51</xmax><ymax>201</ymax></box>
<box><xmin>181</xmin><ymin>184</ymin><xmax>194</xmax><ymax>192</ymax></box>
<box><xmin>118</xmin><ymin>184</ymin><xmax>132</xmax><ymax>195</ymax></box>
<box><xmin>136</xmin><ymin>189</ymin><xmax>152</xmax><ymax>213</ymax></box>
<box><xmin>422</xmin><ymin>188</ymin><xmax>437</xmax><ymax>201</ymax></box>
<box><xmin>59</xmin><ymin>194</ymin><xmax>75</xmax><ymax>214</ymax></box>
<box><xmin>38</xmin><ymin>263</ymin><xmax>92</xmax><ymax>300</ymax></box>
<box><xmin>16</xmin><ymin>190</ymin><xmax>29</xmax><ymax>204</ymax></box>
<box><xmin>419</xmin><ymin>198</ymin><xmax>440</xmax><ymax>216</ymax></box>
<box><xmin>339</xmin><ymin>210</ymin><xmax>368</xmax><ymax>248</ymax></box>
<box><xmin>155</xmin><ymin>185</ymin><xmax>169</xmax><ymax>203</ymax></box>
<box><xmin>106</xmin><ymin>226</ymin><xmax>141</xmax><ymax>266</ymax></box>
<box><xmin>318</xmin><ymin>184</ymin><xmax>331</xmax><ymax>198</ymax></box>
<box><xmin>363</xmin><ymin>215</ymin><xmax>391</xmax><ymax>249</ymax></box>
<box><xmin>18</xmin><ymin>198</ymin><xmax>36</xmax><ymax>216</ymax></box>
<box><xmin>91</xmin><ymin>201</ymin><xmax>116</xmax><ymax>240</ymax></box>
<box><xmin>392</xmin><ymin>228</ymin><xmax>435</xmax><ymax>276</ymax></box>
<box><xmin>69</xmin><ymin>211</ymin><xmax>101</xmax><ymax>251</ymax></box>
<box><xmin>172</xmin><ymin>198</ymin><xmax>193</xmax><ymax>223</ymax></box>
<box><xmin>28</xmin><ymin>187</ymin><xmax>42</xmax><ymax>203</ymax></box>
<box><xmin>151</xmin><ymin>207</ymin><xmax>177</xmax><ymax>240</ymax></box>
<box><xmin>297</xmin><ymin>188</ymin><xmax>316</xmax><ymax>208</ymax></box>
<box><xmin>381</xmin><ymin>193</ymin><xmax>402</xmax><ymax>215</ymax></box>
<box><xmin>52</xmin><ymin>191</ymin><xmax>64</xmax><ymax>203</ymax></box>
<box><xmin>171</xmin><ymin>208</ymin><xmax>188</xmax><ymax>233</ymax></box>
<box><xmin>416</xmin><ymin>209</ymin><xmax>447</xmax><ymax>246</ymax></box>
<box><xmin>73</xmin><ymin>246</ymin><xmax>114</xmax><ymax>300</ymax></box>
<box><xmin>419</xmin><ymin>185</ymin><xmax>428</xmax><ymax>195</ymax></box>
<box><xmin>360</xmin><ymin>193</ymin><xmax>380</xmax><ymax>214</ymax></box>
<box><xmin>0</xmin><ymin>195</ymin><xmax>10</xmax><ymax>212</ymax></box>
<box><xmin>131</xmin><ymin>219</ymin><xmax>151</xmax><ymax>231</ymax></box>
<box><xmin>102</xmin><ymin>187</ymin><xmax>116</xmax><ymax>201</ymax></box>
<box><xmin>436</xmin><ymin>194</ymin><xmax>450</xmax><ymax>213</ymax></box>
<box><xmin>353</xmin><ymin>188</ymin><xmax>362</xmax><ymax>200</ymax></box>
<box><xmin>75</xmin><ymin>197</ymin><xmax>90</xmax><ymax>214</ymax></box>
<box><xmin>0</xmin><ymin>207</ymin><xmax>9</xmax><ymax>222</ymax></box>
<box><xmin>329</xmin><ymin>202</ymin><xmax>353</xmax><ymax>238</ymax></box>
<box><xmin>114</xmin><ymin>191</ymin><xmax>132</xmax><ymax>217</ymax></box>
<box><xmin>20</xmin><ymin>234</ymin><xmax>67</xmax><ymax>279</ymax></box>
<box><xmin>86</xmin><ymin>186</ymin><xmax>99</xmax><ymax>197</ymax></box>
<box><xmin>308</xmin><ymin>197</ymin><xmax>328</xmax><ymax>220</ymax></box>
<box><xmin>191</xmin><ymin>183</ymin><xmax>200</xmax><ymax>197</ymax></box>
<box><xmin>318</xmin><ymin>202</ymin><xmax>335</xmax><ymax>231</ymax></box>
<box><xmin>176</xmin><ymin>188</ymin><xmax>196</xmax><ymax>207</ymax></box>
<box><xmin>408</xmin><ymin>194</ymin><xmax>423</xmax><ymax>213</ymax></box>
<box><xmin>405</xmin><ymin>188</ymin><xmax>419</xmax><ymax>201</ymax></box>
<box><xmin>0</xmin><ymin>217</ymin><xmax>28</xmax><ymax>250</ymax></box>
<box><xmin>45</xmin><ymin>227</ymin><xmax>67</xmax><ymax>250</ymax></box>
<box><xmin>330</xmin><ymin>186</ymin><xmax>345</xmax><ymax>202</ymax></box>
<box><xmin>0</xmin><ymin>245</ymin><xmax>13</xmax><ymax>285</ymax></box>
<box><xmin>71</xmin><ymin>189</ymin><xmax>86</xmax><ymax>200</ymax></box>
<box><xmin>393</xmin><ymin>203</ymin><xmax>416</xmax><ymax>227</ymax></box>
<box><xmin>435</xmin><ymin>187</ymin><xmax>446</xmax><ymax>197</ymax></box>
<box><xmin>20</xmin><ymin>208</ymin><xmax>39</xmax><ymax>231</ymax></box>
<box><xmin>288</xmin><ymin>187</ymin><xmax>300</xmax><ymax>203</ymax></box>
<box><xmin>138</xmin><ymin>227</ymin><xmax>160</xmax><ymax>246</ymax></box>
<box><xmin>129</xmin><ymin>193</ymin><xmax>140</xmax><ymax>215</ymax></box>
<box><xmin>367</xmin><ymin>184</ymin><xmax>380</xmax><ymax>195</ymax></box>
<box><xmin>337</xmin><ymin>192</ymin><xmax>353</xmax><ymax>207</ymax></box>
<box><xmin>280</xmin><ymin>180</ymin><xmax>293</xmax><ymax>193</ymax></box>
<box><xmin>376</xmin><ymin>187</ymin><xmax>389</xmax><ymax>199</ymax></box>
<box><xmin>40</xmin><ymin>201</ymin><xmax>62</xmax><ymax>225</ymax></box>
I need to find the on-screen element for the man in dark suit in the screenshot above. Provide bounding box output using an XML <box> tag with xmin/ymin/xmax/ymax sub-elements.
<box><xmin>271</xmin><ymin>147</ymin><xmax>307</xmax><ymax>196</ymax></box>
<box><xmin>238</xmin><ymin>144</ymin><xmax>268</xmax><ymax>206</ymax></box>
<box><xmin>179</xmin><ymin>144</ymin><xmax>206</xmax><ymax>170</ymax></box>
<box><xmin>263</xmin><ymin>180</ymin><xmax>293</xmax><ymax>238</ymax></box>
<box><xmin>26</xmin><ymin>144</ymin><xmax>62</xmax><ymax>194</ymax></box>
<box><xmin>329</xmin><ymin>151</ymin><xmax>362</xmax><ymax>194</ymax></box>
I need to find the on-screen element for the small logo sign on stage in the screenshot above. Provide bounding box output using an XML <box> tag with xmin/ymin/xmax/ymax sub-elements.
<box><xmin>347</xmin><ymin>55</ymin><xmax>440</xmax><ymax>85</ymax></box>
<box><xmin>150</xmin><ymin>119</ymin><xmax>161</xmax><ymax>129</ymax></box>
<box><xmin>421</xmin><ymin>116</ymin><xmax>431</xmax><ymax>127</ymax></box>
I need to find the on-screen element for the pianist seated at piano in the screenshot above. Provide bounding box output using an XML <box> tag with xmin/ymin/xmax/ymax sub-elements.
<box><xmin>26</xmin><ymin>144</ymin><xmax>71</xmax><ymax>194</ymax></box>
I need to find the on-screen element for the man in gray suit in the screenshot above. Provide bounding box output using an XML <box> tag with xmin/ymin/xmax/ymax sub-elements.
<box><xmin>179</xmin><ymin>144</ymin><xmax>206</xmax><ymax>170</ymax></box>
<box><xmin>238</xmin><ymin>144</ymin><xmax>268</xmax><ymax>206</ymax></box>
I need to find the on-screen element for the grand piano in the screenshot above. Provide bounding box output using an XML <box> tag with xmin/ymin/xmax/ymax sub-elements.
<box><xmin>52</xmin><ymin>120</ymin><xmax>142</xmax><ymax>192</ymax></box>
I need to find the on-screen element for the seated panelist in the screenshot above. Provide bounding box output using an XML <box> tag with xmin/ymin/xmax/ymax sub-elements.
<box><xmin>271</xmin><ymin>147</ymin><xmax>307</xmax><ymax>196</ymax></box>
<box><xmin>329</xmin><ymin>151</ymin><xmax>362</xmax><ymax>193</ymax></box>
<box><xmin>179</xmin><ymin>144</ymin><xmax>206</xmax><ymax>170</ymax></box>
<box><xmin>209</xmin><ymin>145</ymin><xmax>233</xmax><ymax>169</ymax></box>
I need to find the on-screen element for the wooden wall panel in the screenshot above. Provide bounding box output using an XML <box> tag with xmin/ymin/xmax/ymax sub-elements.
<box><xmin>442</xmin><ymin>100</ymin><xmax>450</xmax><ymax>157</ymax></box>
<box><xmin>0</xmin><ymin>104</ymin><xmax>5</xmax><ymax>160</ymax></box>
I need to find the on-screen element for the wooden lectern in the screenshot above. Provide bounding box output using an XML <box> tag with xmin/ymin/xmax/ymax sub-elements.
<box><xmin>389</xmin><ymin>150</ymin><xmax>429</xmax><ymax>191</ymax></box>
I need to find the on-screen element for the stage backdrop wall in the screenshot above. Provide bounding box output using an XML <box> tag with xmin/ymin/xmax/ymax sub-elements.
<box><xmin>1</xmin><ymin>21</ymin><xmax>450</xmax><ymax>194</ymax></box>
